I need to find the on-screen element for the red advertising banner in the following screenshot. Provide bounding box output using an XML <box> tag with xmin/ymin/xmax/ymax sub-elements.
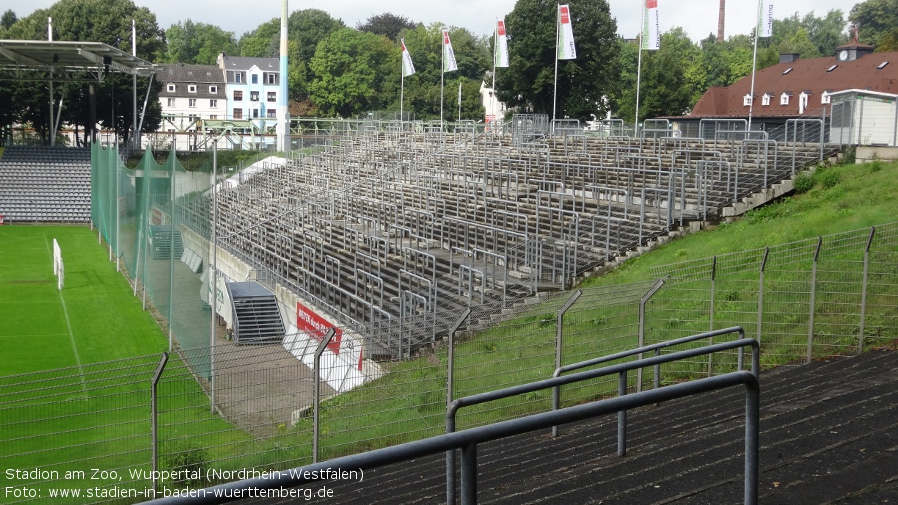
<box><xmin>297</xmin><ymin>301</ymin><xmax>342</xmax><ymax>354</ymax></box>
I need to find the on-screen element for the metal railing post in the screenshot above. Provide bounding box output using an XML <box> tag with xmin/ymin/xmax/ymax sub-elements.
<box><xmin>460</xmin><ymin>443</ymin><xmax>477</xmax><ymax>505</ymax></box>
<box><xmin>617</xmin><ymin>371</ymin><xmax>627</xmax><ymax>456</ymax></box>
<box><xmin>151</xmin><ymin>352</ymin><xmax>169</xmax><ymax>491</ymax></box>
<box><xmin>313</xmin><ymin>328</ymin><xmax>337</xmax><ymax>463</ymax></box>
<box><xmin>807</xmin><ymin>237</ymin><xmax>822</xmax><ymax>363</ymax></box>
<box><xmin>858</xmin><ymin>227</ymin><xmax>875</xmax><ymax>353</ymax></box>
<box><xmin>708</xmin><ymin>256</ymin><xmax>717</xmax><ymax>376</ymax></box>
<box><xmin>446</xmin><ymin>308</ymin><xmax>471</xmax><ymax>505</ymax></box>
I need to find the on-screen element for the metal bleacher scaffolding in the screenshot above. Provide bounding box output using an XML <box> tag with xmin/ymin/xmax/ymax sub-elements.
<box><xmin>176</xmin><ymin>115</ymin><xmax>836</xmax><ymax>359</ymax></box>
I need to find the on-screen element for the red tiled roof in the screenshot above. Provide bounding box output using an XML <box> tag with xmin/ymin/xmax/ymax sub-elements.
<box><xmin>690</xmin><ymin>51</ymin><xmax>898</xmax><ymax>118</ymax></box>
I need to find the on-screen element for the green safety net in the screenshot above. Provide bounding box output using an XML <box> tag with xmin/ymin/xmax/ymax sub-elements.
<box><xmin>90</xmin><ymin>143</ymin><xmax>214</xmax><ymax>376</ymax></box>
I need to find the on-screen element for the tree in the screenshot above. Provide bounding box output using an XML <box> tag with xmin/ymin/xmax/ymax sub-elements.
<box><xmin>357</xmin><ymin>13</ymin><xmax>416</xmax><ymax>41</ymax></box>
<box><xmin>164</xmin><ymin>20</ymin><xmax>238</xmax><ymax>65</ymax></box>
<box><xmin>0</xmin><ymin>9</ymin><xmax>16</xmax><ymax>31</ymax></box>
<box><xmin>308</xmin><ymin>28</ymin><xmax>397</xmax><ymax>117</ymax></box>
<box><xmin>878</xmin><ymin>27</ymin><xmax>898</xmax><ymax>51</ymax></box>
<box><xmin>496</xmin><ymin>0</ymin><xmax>618</xmax><ymax>121</ymax></box>
<box><xmin>849</xmin><ymin>0</ymin><xmax>898</xmax><ymax>47</ymax></box>
<box><xmin>398</xmin><ymin>23</ymin><xmax>490</xmax><ymax>121</ymax></box>
<box><xmin>610</xmin><ymin>28</ymin><xmax>700</xmax><ymax>123</ymax></box>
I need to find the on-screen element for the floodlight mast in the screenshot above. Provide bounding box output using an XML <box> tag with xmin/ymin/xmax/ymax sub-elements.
<box><xmin>277</xmin><ymin>0</ymin><xmax>289</xmax><ymax>152</ymax></box>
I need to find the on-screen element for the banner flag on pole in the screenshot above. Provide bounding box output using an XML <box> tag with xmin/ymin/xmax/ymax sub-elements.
<box><xmin>401</xmin><ymin>38</ymin><xmax>416</xmax><ymax>76</ymax></box>
<box><xmin>557</xmin><ymin>5</ymin><xmax>576</xmax><ymax>60</ymax></box>
<box><xmin>757</xmin><ymin>0</ymin><xmax>774</xmax><ymax>38</ymax></box>
<box><xmin>642</xmin><ymin>0</ymin><xmax>660</xmax><ymax>50</ymax></box>
<box><xmin>443</xmin><ymin>30</ymin><xmax>458</xmax><ymax>72</ymax></box>
<box><xmin>495</xmin><ymin>19</ymin><xmax>509</xmax><ymax>68</ymax></box>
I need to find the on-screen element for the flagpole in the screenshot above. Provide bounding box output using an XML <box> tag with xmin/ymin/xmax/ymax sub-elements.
<box><xmin>748</xmin><ymin>0</ymin><xmax>760</xmax><ymax>132</ymax></box>
<box><xmin>552</xmin><ymin>6</ymin><xmax>560</xmax><ymax>123</ymax></box>
<box><xmin>635</xmin><ymin>3</ymin><xmax>646</xmax><ymax>138</ymax></box>
<box><xmin>492</xmin><ymin>18</ymin><xmax>497</xmax><ymax>132</ymax></box>
<box><xmin>400</xmin><ymin>66</ymin><xmax>405</xmax><ymax>128</ymax></box>
<box><xmin>440</xmin><ymin>28</ymin><xmax>445</xmax><ymax>128</ymax></box>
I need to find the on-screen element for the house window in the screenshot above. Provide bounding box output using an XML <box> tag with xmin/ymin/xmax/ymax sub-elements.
<box><xmin>166</xmin><ymin>83</ymin><xmax>175</xmax><ymax>92</ymax></box>
<box><xmin>266</xmin><ymin>73</ymin><xmax>277</xmax><ymax>85</ymax></box>
<box><xmin>267</xmin><ymin>110</ymin><xmax>277</xmax><ymax>119</ymax></box>
<box><xmin>267</xmin><ymin>92</ymin><xmax>277</xmax><ymax>102</ymax></box>
<box><xmin>233</xmin><ymin>108</ymin><xmax>243</xmax><ymax>119</ymax></box>
<box><xmin>821</xmin><ymin>92</ymin><xmax>831</xmax><ymax>104</ymax></box>
<box><xmin>210</xmin><ymin>99</ymin><xmax>218</xmax><ymax>108</ymax></box>
<box><xmin>234</xmin><ymin>72</ymin><xmax>242</xmax><ymax>83</ymax></box>
<box><xmin>188</xmin><ymin>98</ymin><xmax>197</xmax><ymax>108</ymax></box>
<box><xmin>209</xmin><ymin>115</ymin><xmax>218</xmax><ymax>120</ymax></box>
<box><xmin>762</xmin><ymin>94</ymin><xmax>772</xmax><ymax>106</ymax></box>
<box><xmin>188</xmin><ymin>84</ymin><xmax>197</xmax><ymax>93</ymax></box>
<box><xmin>166</xmin><ymin>98</ymin><xmax>176</xmax><ymax>107</ymax></box>
<box><xmin>251</xmin><ymin>74</ymin><xmax>258</xmax><ymax>84</ymax></box>
<box><xmin>252</xmin><ymin>108</ymin><xmax>259</xmax><ymax>118</ymax></box>
<box><xmin>234</xmin><ymin>90</ymin><xmax>243</xmax><ymax>101</ymax></box>
<box><xmin>250</xmin><ymin>91</ymin><xmax>260</xmax><ymax>102</ymax></box>
<box><xmin>743</xmin><ymin>94</ymin><xmax>752</xmax><ymax>107</ymax></box>
<box><xmin>780</xmin><ymin>93</ymin><xmax>791</xmax><ymax>105</ymax></box>
<box><xmin>209</xmin><ymin>85</ymin><xmax>218</xmax><ymax>94</ymax></box>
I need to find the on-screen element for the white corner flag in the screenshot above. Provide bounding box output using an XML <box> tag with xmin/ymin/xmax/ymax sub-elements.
<box><xmin>758</xmin><ymin>0</ymin><xmax>774</xmax><ymax>38</ymax></box>
<box><xmin>401</xmin><ymin>38</ymin><xmax>415</xmax><ymax>76</ymax></box>
<box><xmin>495</xmin><ymin>19</ymin><xmax>509</xmax><ymax>68</ymax></box>
<box><xmin>443</xmin><ymin>30</ymin><xmax>458</xmax><ymax>72</ymax></box>
<box><xmin>642</xmin><ymin>0</ymin><xmax>660</xmax><ymax>50</ymax></box>
<box><xmin>557</xmin><ymin>5</ymin><xmax>576</xmax><ymax>60</ymax></box>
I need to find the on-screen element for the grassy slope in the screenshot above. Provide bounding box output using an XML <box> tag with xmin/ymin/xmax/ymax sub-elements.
<box><xmin>581</xmin><ymin>159</ymin><xmax>898</xmax><ymax>287</ymax></box>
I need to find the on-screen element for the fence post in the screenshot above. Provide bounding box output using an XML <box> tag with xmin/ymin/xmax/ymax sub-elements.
<box><xmin>555</xmin><ymin>290</ymin><xmax>582</xmax><ymax>375</ymax></box>
<box><xmin>708</xmin><ymin>256</ymin><xmax>717</xmax><ymax>376</ymax></box>
<box><xmin>313</xmin><ymin>328</ymin><xmax>336</xmax><ymax>464</ymax></box>
<box><xmin>445</xmin><ymin>309</ymin><xmax>471</xmax><ymax>505</ymax></box>
<box><xmin>151</xmin><ymin>352</ymin><xmax>169</xmax><ymax>492</ymax></box>
<box><xmin>807</xmin><ymin>237</ymin><xmax>823</xmax><ymax>363</ymax></box>
<box><xmin>858</xmin><ymin>227</ymin><xmax>875</xmax><ymax>354</ymax></box>
<box><xmin>638</xmin><ymin>278</ymin><xmax>665</xmax><ymax>392</ymax></box>
<box><xmin>757</xmin><ymin>247</ymin><xmax>769</xmax><ymax>345</ymax></box>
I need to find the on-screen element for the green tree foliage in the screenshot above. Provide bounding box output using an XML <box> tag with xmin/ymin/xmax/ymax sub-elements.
<box><xmin>238</xmin><ymin>19</ymin><xmax>280</xmax><ymax>57</ymax></box>
<box><xmin>610</xmin><ymin>28</ymin><xmax>701</xmax><ymax>123</ymax></box>
<box><xmin>308</xmin><ymin>28</ymin><xmax>398</xmax><ymax>117</ymax></box>
<box><xmin>357</xmin><ymin>13</ymin><xmax>416</xmax><ymax>41</ymax></box>
<box><xmin>0</xmin><ymin>9</ymin><xmax>16</xmax><ymax>31</ymax></box>
<box><xmin>878</xmin><ymin>27</ymin><xmax>898</xmax><ymax>51</ymax></box>
<box><xmin>700</xmin><ymin>34</ymin><xmax>754</xmax><ymax>89</ymax></box>
<box><xmin>3</xmin><ymin>0</ymin><xmax>164</xmax><ymax>145</ymax></box>
<box><xmin>496</xmin><ymin>0</ymin><xmax>618</xmax><ymax>121</ymax></box>
<box><xmin>398</xmin><ymin>23</ymin><xmax>489</xmax><ymax>121</ymax></box>
<box><xmin>849</xmin><ymin>0</ymin><xmax>898</xmax><ymax>47</ymax></box>
<box><xmin>164</xmin><ymin>20</ymin><xmax>237</xmax><ymax>65</ymax></box>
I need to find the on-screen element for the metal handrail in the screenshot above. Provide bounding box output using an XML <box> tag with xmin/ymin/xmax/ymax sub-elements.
<box><xmin>143</xmin><ymin>370</ymin><xmax>759</xmax><ymax>505</ymax></box>
<box><xmin>445</xmin><ymin>337</ymin><xmax>759</xmax><ymax>504</ymax></box>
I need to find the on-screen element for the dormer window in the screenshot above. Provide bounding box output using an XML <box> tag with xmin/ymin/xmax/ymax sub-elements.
<box><xmin>798</xmin><ymin>91</ymin><xmax>810</xmax><ymax>114</ymax></box>
<box><xmin>743</xmin><ymin>94</ymin><xmax>753</xmax><ymax>107</ymax></box>
<box><xmin>166</xmin><ymin>83</ymin><xmax>175</xmax><ymax>93</ymax></box>
<box><xmin>188</xmin><ymin>84</ymin><xmax>197</xmax><ymax>93</ymax></box>
<box><xmin>821</xmin><ymin>91</ymin><xmax>832</xmax><ymax>104</ymax></box>
<box><xmin>209</xmin><ymin>85</ymin><xmax>218</xmax><ymax>94</ymax></box>
<box><xmin>762</xmin><ymin>93</ymin><xmax>773</xmax><ymax>106</ymax></box>
<box><xmin>780</xmin><ymin>92</ymin><xmax>792</xmax><ymax>105</ymax></box>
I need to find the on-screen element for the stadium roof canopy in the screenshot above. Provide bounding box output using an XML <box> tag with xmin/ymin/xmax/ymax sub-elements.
<box><xmin>0</xmin><ymin>40</ymin><xmax>157</xmax><ymax>80</ymax></box>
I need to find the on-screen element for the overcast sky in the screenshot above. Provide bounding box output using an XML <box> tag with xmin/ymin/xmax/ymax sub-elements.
<box><xmin>11</xmin><ymin>0</ymin><xmax>855</xmax><ymax>43</ymax></box>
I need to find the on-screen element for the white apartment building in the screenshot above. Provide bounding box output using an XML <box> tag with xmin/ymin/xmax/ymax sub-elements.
<box><xmin>155</xmin><ymin>63</ymin><xmax>227</xmax><ymax>151</ymax></box>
